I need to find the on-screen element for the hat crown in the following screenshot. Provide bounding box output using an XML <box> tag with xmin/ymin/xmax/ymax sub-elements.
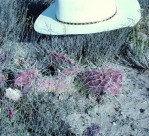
<box><xmin>55</xmin><ymin>0</ymin><xmax>117</xmax><ymax>23</ymax></box>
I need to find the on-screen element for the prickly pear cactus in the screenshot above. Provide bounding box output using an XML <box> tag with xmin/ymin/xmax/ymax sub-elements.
<box><xmin>75</xmin><ymin>67</ymin><xmax>122</xmax><ymax>96</ymax></box>
<box><xmin>14</xmin><ymin>69</ymin><xmax>39</xmax><ymax>94</ymax></box>
<box><xmin>41</xmin><ymin>51</ymin><xmax>75</xmax><ymax>76</ymax></box>
<box><xmin>49</xmin><ymin>52</ymin><xmax>74</xmax><ymax>69</ymax></box>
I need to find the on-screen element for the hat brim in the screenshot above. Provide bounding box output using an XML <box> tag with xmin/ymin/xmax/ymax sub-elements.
<box><xmin>34</xmin><ymin>0</ymin><xmax>141</xmax><ymax>35</ymax></box>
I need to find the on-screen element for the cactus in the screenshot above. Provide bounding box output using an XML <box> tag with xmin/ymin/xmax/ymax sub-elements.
<box><xmin>42</xmin><ymin>51</ymin><xmax>75</xmax><ymax>76</ymax></box>
<box><xmin>36</xmin><ymin>69</ymin><xmax>77</xmax><ymax>93</ymax></box>
<box><xmin>14</xmin><ymin>69</ymin><xmax>38</xmax><ymax>93</ymax></box>
<box><xmin>76</xmin><ymin>67</ymin><xmax>122</xmax><ymax>96</ymax></box>
<box><xmin>49</xmin><ymin>52</ymin><xmax>74</xmax><ymax>70</ymax></box>
<box><xmin>82</xmin><ymin>123</ymin><xmax>100</xmax><ymax>136</ymax></box>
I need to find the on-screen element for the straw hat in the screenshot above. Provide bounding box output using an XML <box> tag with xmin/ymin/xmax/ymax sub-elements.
<box><xmin>34</xmin><ymin>0</ymin><xmax>141</xmax><ymax>35</ymax></box>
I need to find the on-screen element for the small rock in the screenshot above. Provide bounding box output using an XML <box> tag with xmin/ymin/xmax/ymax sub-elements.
<box><xmin>112</xmin><ymin>122</ymin><xmax>117</xmax><ymax>126</ymax></box>
<box><xmin>140</xmin><ymin>109</ymin><xmax>145</xmax><ymax>113</ymax></box>
<box><xmin>146</xmin><ymin>88</ymin><xmax>149</xmax><ymax>91</ymax></box>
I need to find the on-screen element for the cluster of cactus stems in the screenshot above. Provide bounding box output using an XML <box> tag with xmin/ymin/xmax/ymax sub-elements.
<box><xmin>0</xmin><ymin>52</ymin><xmax>123</xmax><ymax>121</ymax></box>
<box><xmin>14</xmin><ymin>69</ymin><xmax>39</xmax><ymax>92</ymax></box>
<box><xmin>41</xmin><ymin>51</ymin><xmax>75</xmax><ymax>76</ymax></box>
<box><xmin>76</xmin><ymin>67</ymin><xmax>122</xmax><ymax>96</ymax></box>
<box><xmin>0</xmin><ymin>53</ymin><xmax>123</xmax><ymax>96</ymax></box>
<box><xmin>49</xmin><ymin>51</ymin><xmax>74</xmax><ymax>71</ymax></box>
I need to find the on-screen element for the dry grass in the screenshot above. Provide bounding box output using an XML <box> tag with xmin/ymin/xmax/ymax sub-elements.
<box><xmin>0</xmin><ymin>0</ymin><xmax>149</xmax><ymax>136</ymax></box>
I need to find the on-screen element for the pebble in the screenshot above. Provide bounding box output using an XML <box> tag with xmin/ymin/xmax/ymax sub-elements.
<box><xmin>112</xmin><ymin>122</ymin><xmax>117</xmax><ymax>126</ymax></box>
